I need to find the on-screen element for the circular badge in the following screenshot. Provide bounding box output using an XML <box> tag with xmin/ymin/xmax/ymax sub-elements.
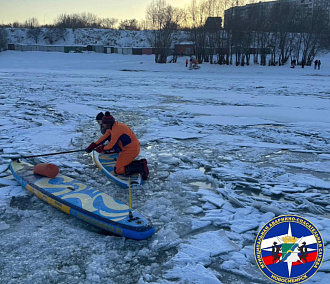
<box><xmin>254</xmin><ymin>215</ymin><xmax>324</xmax><ymax>283</ymax></box>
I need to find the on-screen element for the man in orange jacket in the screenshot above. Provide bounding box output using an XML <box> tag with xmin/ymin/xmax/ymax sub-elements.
<box><xmin>86</xmin><ymin>111</ymin><xmax>120</xmax><ymax>153</ymax></box>
<box><xmin>86</xmin><ymin>112</ymin><xmax>148</xmax><ymax>180</ymax></box>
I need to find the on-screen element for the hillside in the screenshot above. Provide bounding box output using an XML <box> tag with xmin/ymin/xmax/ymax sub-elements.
<box><xmin>4</xmin><ymin>28</ymin><xmax>188</xmax><ymax>47</ymax></box>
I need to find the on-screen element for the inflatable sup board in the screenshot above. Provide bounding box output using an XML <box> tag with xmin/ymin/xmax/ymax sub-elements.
<box><xmin>10</xmin><ymin>159</ymin><xmax>154</xmax><ymax>240</ymax></box>
<box><xmin>92</xmin><ymin>151</ymin><xmax>142</xmax><ymax>188</ymax></box>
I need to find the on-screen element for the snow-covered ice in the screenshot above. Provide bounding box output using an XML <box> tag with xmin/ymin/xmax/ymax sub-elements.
<box><xmin>0</xmin><ymin>50</ymin><xmax>329</xmax><ymax>283</ymax></box>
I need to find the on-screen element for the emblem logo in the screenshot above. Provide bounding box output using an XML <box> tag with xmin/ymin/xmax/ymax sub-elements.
<box><xmin>255</xmin><ymin>215</ymin><xmax>324</xmax><ymax>283</ymax></box>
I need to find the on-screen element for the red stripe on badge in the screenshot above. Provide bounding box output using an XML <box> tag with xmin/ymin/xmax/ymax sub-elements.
<box><xmin>262</xmin><ymin>251</ymin><xmax>318</xmax><ymax>267</ymax></box>
<box><xmin>292</xmin><ymin>251</ymin><xmax>318</xmax><ymax>266</ymax></box>
<box><xmin>263</xmin><ymin>254</ymin><xmax>282</xmax><ymax>266</ymax></box>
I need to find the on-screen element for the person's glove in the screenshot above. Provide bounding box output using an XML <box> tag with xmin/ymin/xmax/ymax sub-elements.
<box><xmin>85</xmin><ymin>142</ymin><xmax>96</xmax><ymax>153</ymax></box>
<box><xmin>96</xmin><ymin>145</ymin><xmax>104</xmax><ymax>153</ymax></box>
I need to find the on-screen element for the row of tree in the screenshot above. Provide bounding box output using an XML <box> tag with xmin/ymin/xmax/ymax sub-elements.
<box><xmin>146</xmin><ymin>0</ymin><xmax>330</xmax><ymax>64</ymax></box>
<box><xmin>0</xmin><ymin>0</ymin><xmax>242</xmax><ymax>30</ymax></box>
<box><xmin>0</xmin><ymin>13</ymin><xmax>140</xmax><ymax>31</ymax></box>
<box><xmin>146</xmin><ymin>0</ymin><xmax>236</xmax><ymax>62</ymax></box>
<box><xmin>224</xmin><ymin>0</ymin><xmax>330</xmax><ymax>66</ymax></box>
<box><xmin>1</xmin><ymin>0</ymin><xmax>330</xmax><ymax>65</ymax></box>
<box><xmin>0</xmin><ymin>0</ymin><xmax>238</xmax><ymax>55</ymax></box>
<box><xmin>0</xmin><ymin>28</ymin><xmax>7</xmax><ymax>51</ymax></box>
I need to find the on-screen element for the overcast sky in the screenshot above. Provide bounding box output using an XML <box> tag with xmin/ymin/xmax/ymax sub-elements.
<box><xmin>0</xmin><ymin>0</ymin><xmax>191</xmax><ymax>25</ymax></box>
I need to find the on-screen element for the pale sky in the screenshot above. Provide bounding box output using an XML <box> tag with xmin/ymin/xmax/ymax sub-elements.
<box><xmin>0</xmin><ymin>0</ymin><xmax>191</xmax><ymax>25</ymax></box>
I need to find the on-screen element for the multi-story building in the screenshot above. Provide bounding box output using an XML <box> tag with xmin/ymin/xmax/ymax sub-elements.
<box><xmin>224</xmin><ymin>0</ymin><xmax>330</xmax><ymax>31</ymax></box>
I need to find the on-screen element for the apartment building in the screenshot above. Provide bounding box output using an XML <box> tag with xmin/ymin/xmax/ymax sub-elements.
<box><xmin>224</xmin><ymin>0</ymin><xmax>330</xmax><ymax>30</ymax></box>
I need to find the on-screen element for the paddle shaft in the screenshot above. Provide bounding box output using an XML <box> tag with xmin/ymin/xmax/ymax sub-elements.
<box><xmin>129</xmin><ymin>177</ymin><xmax>133</xmax><ymax>219</ymax></box>
<box><xmin>21</xmin><ymin>149</ymin><xmax>86</xmax><ymax>159</ymax></box>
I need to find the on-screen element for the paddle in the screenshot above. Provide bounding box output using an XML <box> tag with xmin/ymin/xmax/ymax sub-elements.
<box><xmin>128</xmin><ymin>176</ymin><xmax>133</xmax><ymax>219</ymax></box>
<box><xmin>3</xmin><ymin>149</ymin><xmax>86</xmax><ymax>160</ymax></box>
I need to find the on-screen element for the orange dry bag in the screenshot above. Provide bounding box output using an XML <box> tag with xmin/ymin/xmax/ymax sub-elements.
<box><xmin>34</xmin><ymin>163</ymin><xmax>59</xmax><ymax>178</ymax></box>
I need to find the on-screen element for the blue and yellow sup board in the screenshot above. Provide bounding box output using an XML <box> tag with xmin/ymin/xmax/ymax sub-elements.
<box><xmin>92</xmin><ymin>151</ymin><xmax>142</xmax><ymax>188</ymax></box>
<box><xmin>10</xmin><ymin>159</ymin><xmax>154</xmax><ymax>240</ymax></box>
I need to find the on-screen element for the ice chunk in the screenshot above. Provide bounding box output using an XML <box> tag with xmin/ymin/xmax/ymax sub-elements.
<box><xmin>191</xmin><ymin>220</ymin><xmax>212</xmax><ymax>230</ymax></box>
<box><xmin>173</xmin><ymin>230</ymin><xmax>239</xmax><ymax>264</ymax></box>
<box><xmin>200</xmin><ymin>195</ymin><xmax>225</xmax><ymax>208</ymax></box>
<box><xmin>149</xmin><ymin>228</ymin><xmax>181</xmax><ymax>250</ymax></box>
<box><xmin>169</xmin><ymin>169</ymin><xmax>207</xmax><ymax>182</ymax></box>
<box><xmin>0</xmin><ymin>178</ymin><xmax>19</xmax><ymax>186</ymax></box>
<box><xmin>259</xmin><ymin>204</ymin><xmax>282</xmax><ymax>216</ymax></box>
<box><xmin>319</xmin><ymin>261</ymin><xmax>330</xmax><ymax>272</ymax></box>
<box><xmin>165</xmin><ymin>263</ymin><xmax>221</xmax><ymax>284</ymax></box>
<box><xmin>185</xmin><ymin>206</ymin><xmax>203</xmax><ymax>214</ymax></box>
<box><xmin>0</xmin><ymin>222</ymin><xmax>10</xmax><ymax>231</ymax></box>
<box><xmin>0</xmin><ymin>164</ymin><xmax>9</xmax><ymax>173</ymax></box>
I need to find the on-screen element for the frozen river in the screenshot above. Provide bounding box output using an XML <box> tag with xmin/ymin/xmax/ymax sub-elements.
<box><xmin>0</xmin><ymin>51</ymin><xmax>330</xmax><ymax>283</ymax></box>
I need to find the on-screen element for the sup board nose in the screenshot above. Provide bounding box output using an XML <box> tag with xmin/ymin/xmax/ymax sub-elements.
<box><xmin>34</xmin><ymin>163</ymin><xmax>59</xmax><ymax>178</ymax></box>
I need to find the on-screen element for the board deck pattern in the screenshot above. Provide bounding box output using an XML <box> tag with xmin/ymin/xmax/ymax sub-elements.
<box><xmin>10</xmin><ymin>160</ymin><xmax>154</xmax><ymax>240</ymax></box>
<box><xmin>92</xmin><ymin>151</ymin><xmax>142</xmax><ymax>188</ymax></box>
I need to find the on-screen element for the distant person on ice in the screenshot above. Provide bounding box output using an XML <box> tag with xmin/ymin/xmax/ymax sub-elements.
<box><xmin>318</xmin><ymin>60</ymin><xmax>321</xmax><ymax>70</ymax></box>
<box><xmin>314</xmin><ymin>59</ymin><xmax>318</xmax><ymax>69</ymax></box>
<box><xmin>86</xmin><ymin>112</ymin><xmax>149</xmax><ymax>180</ymax></box>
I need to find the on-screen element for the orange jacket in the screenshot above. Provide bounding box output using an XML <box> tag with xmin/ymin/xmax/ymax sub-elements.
<box><xmin>103</xmin><ymin>122</ymin><xmax>140</xmax><ymax>151</ymax></box>
<box><xmin>95</xmin><ymin>129</ymin><xmax>111</xmax><ymax>146</ymax></box>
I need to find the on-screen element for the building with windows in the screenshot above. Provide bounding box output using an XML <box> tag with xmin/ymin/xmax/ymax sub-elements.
<box><xmin>224</xmin><ymin>0</ymin><xmax>330</xmax><ymax>31</ymax></box>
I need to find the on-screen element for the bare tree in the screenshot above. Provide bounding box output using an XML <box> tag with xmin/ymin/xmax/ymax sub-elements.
<box><xmin>300</xmin><ymin>5</ymin><xmax>329</xmax><ymax>65</ymax></box>
<box><xmin>204</xmin><ymin>17</ymin><xmax>222</xmax><ymax>63</ymax></box>
<box><xmin>0</xmin><ymin>28</ymin><xmax>8</xmax><ymax>51</ymax></box>
<box><xmin>118</xmin><ymin>19</ymin><xmax>140</xmax><ymax>30</ymax></box>
<box><xmin>225</xmin><ymin>3</ymin><xmax>245</xmax><ymax>65</ymax></box>
<box><xmin>12</xmin><ymin>22</ymin><xmax>22</xmax><ymax>28</ymax></box>
<box><xmin>146</xmin><ymin>0</ymin><xmax>182</xmax><ymax>63</ymax></box>
<box><xmin>24</xmin><ymin>17</ymin><xmax>40</xmax><ymax>28</ymax></box>
<box><xmin>27</xmin><ymin>27</ymin><xmax>42</xmax><ymax>43</ymax></box>
<box><xmin>44</xmin><ymin>28</ymin><xmax>66</xmax><ymax>44</ymax></box>
<box><xmin>268</xmin><ymin>1</ymin><xmax>297</xmax><ymax>65</ymax></box>
<box><xmin>100</xmin><ymin>18</ymin><xmax>118</xmax><ymax>29</ymax></box>
<box><xmin>185</xmin><ymin>1</ymin><xmax>215</xmax><ymax>63</ymax></box>
<box><xmin>54</xmin><ymin>13</ymin><xmax>102</xmax><ymax>29</ymax></box>
<box><xmin>80</xmin><ymin>12</ymin><xmax>100</xmax><ymax>27</ymax></box>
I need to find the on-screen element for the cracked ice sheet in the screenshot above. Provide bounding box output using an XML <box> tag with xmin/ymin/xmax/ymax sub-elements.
<box><xmin>283</xmin><ymin>161</ymin><xmax>330</xmax><ymax>173</ymax></box>
<box><xmin>277</xmin><ymin>173</ymin><xmax>330</xmax><ymax>189</ymax></box>
<box><xmin>164</xmin><ymin>230</ymin><xmax>238</xmax><ymax>283</ymax></box>
<box><xmin>143</xmin><ymin>125</ymin><xmax>206</xmax><ymax>141</ymax></box>
<box><xmin>164</xmin><ymin>263</ymin><xmax>222</xmax><ymax>284</ymax></box>
<box><xmin>169</xmin><ymin>168</ymin><xmax>208</xmax><ymax>182</ymax></box>
<box><xmin>183</xmin><ymin>100</ymin><xmax>330</xmax><ymax>126</ymax></box>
